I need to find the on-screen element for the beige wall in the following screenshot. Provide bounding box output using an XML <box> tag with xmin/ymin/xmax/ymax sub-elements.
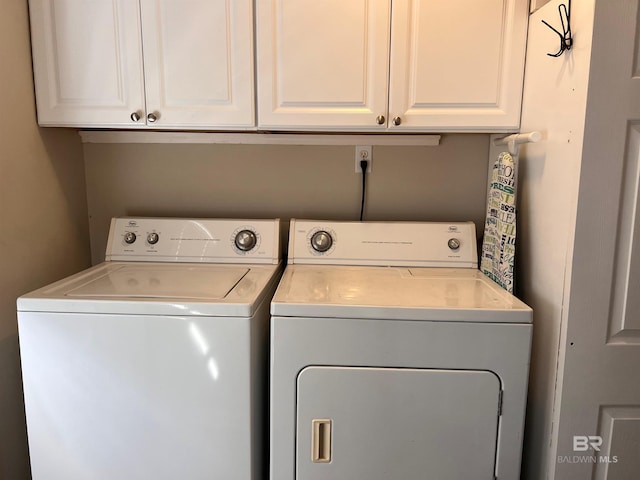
<box><xmin>0</xmin><ymin>2</ymin><xmax>91</xmax><ymax>479</ymax></box>
<box><xmin>84</xmin><ymin>135</ymin><xmax>490</xmax><ymax>263</ymax></box>
<box><xmin>530</xmin><ymin>0</ymin><xmax>553</xmax><ymax>12</ymax></box>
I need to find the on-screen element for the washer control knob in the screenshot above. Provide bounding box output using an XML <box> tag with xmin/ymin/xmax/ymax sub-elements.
<box><xmin>234</xmin><ymin>229</ymin><xmax>257</xmax><ymax>252</ymax></box>
<box><xmin>447</xmin><ymin>238</ymin><xmax>461</xmax><ymax>250</ymax></box>
<box><xmin>147</xmin><ymin>232</ymin><xmax>159</xmax><ymax>245</ymax></box>
<box><xmin>311</xmin><ymin>230</ymin><xmax>333</xmax><ymax>253</ymax></box>
<box><xmin>124</xmin><ymin>232</ymin><xmax>137</xmax><ymax>244</ymax></box>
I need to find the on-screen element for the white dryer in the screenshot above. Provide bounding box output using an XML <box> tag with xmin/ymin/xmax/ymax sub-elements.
<box><xmin>270</xmin><ymin>219</ymin><xmax>532</xmax><ymax>480</ymax></box>
<box><xmin>18</xmin><ymin>217</ymin><xmax>282</xmax><ymax>480</ymax></box>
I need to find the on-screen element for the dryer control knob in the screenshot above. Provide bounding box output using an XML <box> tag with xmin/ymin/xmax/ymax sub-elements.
<box><xmin>147</xmin><ymin>232</ymin><xmax>159</xmax><ymax>245</ymax></box>
<box><xmin>447</xmin><ymin>238</ymin><xmax>461</xmax><ymax>250</ymax></box>
<box><xmin>124</xmin><ymin>232</ymin><xmax>137</xmax><ymax>244</ymax></box>
<box><xmin>235</xmin><ymin>229</ymin><xmax>257</xmax><ymax>252</ymax></box>
<box><xmin>311</xmin><ymin>230</ymin><xmax>333</xmax><ymax>253</ymax></box>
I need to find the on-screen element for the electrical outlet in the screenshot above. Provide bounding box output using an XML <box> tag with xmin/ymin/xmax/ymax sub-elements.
<box><xmin>355</xmin><ymin>146</ymin><xmax>372</xmax><ymax>173</ymax></box>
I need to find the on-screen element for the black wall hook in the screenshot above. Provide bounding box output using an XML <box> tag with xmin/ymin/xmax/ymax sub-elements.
<box><xmin>542</xmin><ymin>0</ymin><xmax>572</xmax><ymax>57</ymax></box>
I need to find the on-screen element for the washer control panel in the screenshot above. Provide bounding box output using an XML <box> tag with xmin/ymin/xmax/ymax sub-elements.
<box><xmin>288</xmin><ymin>219</ymin><xmax>477</xmax><ymax>268</ymax></box>
<box><xmin>105</xmin><ymin>218</ymin><xmax>280</xmax><ymax>264</ymax></box>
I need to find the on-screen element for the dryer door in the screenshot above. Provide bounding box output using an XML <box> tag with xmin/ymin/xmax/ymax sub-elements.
<box><xmin>296</xmin><ymin>366</ymin><xmax>501</xmax><ymax>480</ymax></box>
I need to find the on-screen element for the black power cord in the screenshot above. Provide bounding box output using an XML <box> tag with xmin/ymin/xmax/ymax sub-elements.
<box><xmin>359</xmin><ymin>159</ymin><xmax>368</xmax><ymax>221</ymax></box>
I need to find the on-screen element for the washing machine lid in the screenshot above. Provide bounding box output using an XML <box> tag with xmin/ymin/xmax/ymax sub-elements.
<box><xmin>18</xmin><ymin>261</ymin><xmax>281</xmax><ymax>317</ymax></box>
<box><xmin>271</xmin><ymin>265</ymin><xmax>532</xmax><ymax>323</ymax></box>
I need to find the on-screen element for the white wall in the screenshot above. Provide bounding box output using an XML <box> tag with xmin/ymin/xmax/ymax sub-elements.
<box><xmin>0</xmin><ymin>2</ymin><xmax>91</xmax><ymax>478</ymax></box>
<box><xmin>517</xmin><ymin>1</ymin><xmax>596</xmax><ymax>479</ymax></box>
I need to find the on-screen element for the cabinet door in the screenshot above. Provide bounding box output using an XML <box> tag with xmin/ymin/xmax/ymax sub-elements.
<box><xmin>256</xmin><ymin>0</ymin><xmax>390</xmax><ymax>131</ymax></box>
<box><xmin>388</xmin><ymin>0</ymin><xmax>529</xmax><ymax>132</ymax></box>
<box><xmin>140</xmin><ymin>0</ymin><xmax>255</xmax><ymax>129</ymax></box>
<box><xmin>29</xmin><ymin>0</ymin><xmax>145</xmax><ymax>127</ymax></box>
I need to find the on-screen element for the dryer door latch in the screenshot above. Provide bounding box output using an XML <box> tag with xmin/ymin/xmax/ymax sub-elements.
<box><xmin>311</xmin><ymin>419</ymin><xmax>332</xmax><ymax>463</ymax></box>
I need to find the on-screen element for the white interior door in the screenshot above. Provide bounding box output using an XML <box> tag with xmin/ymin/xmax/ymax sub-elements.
<box><xmin>552</xmin><ymin>1</ymin><xmax>640</xmax><ymax>478</ymax></box>
<box><xmin>296</xmin><ymin>366</ymin><xmax>501</xmax><ymax>480</ymax></box>
<box><xmin>140</xmin><ymin>0</ymin><xmax>255</xmax><ymax>129</ymax></box>
<box><xmin>29</xmin><ymin>0</ymin><xmax>145</xmax><ymax>127</ymax></box>
<box><xmin>255</xmin><ymin>0</ymin><xmax>390</xmax><ymax>131</ymax></box>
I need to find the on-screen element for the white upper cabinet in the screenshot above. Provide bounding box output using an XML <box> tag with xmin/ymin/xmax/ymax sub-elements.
<box><xmin>30</xmin><ymin>0</ymin><xmax>527</xmax><ymax>131</ymax></box>
<box><xmin>256</xmin><ymin>0</ymin><xmax>529</xmax><ymax>132</ymax></box>
<box><xmin>29</xmin><ymin>0</ymin><xmax>255</xmax><ymax>129</ymax></box>
<box><xmin>29</xmin><ymin>0</ymin><xmax>145</xmax><ymax>127</ymax></box>
<box><xmin>389</xmin><ymin>0</ymin><xmax>528</xmax><ymax>131</ymax></box>
<box><xmin>139</xmin><ymin>0</ymin><xmax>254</xmax><ymax>129</ymax></box>
<box><xmin>256</xmin><ymin>0</ymin><xmax>392</xmax><ymax>131</ymax></box>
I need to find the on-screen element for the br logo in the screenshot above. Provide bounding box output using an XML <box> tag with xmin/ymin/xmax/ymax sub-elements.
<box><xmin>573</xmin><ymin>435</ymin><xmax>602</xmax><ymax>452</ymax></box>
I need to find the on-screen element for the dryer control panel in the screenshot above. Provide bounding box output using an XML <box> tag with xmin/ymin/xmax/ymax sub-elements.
<box><xmin>105</xmin><ymin>217</ymin><xmax>280</xmax><ymax>264</ymax></box>
<box><xmin>288</xmin><ymin>219</ymin><xmax>477</xmax><ymax>268</ymax></box>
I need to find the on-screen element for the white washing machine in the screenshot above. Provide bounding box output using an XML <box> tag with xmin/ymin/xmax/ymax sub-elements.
<box><xmin>18</xmin><ymin>217</ymin><xmax>282</xmax><ymax>480</ymax></box>
<box><xmin>270</xmin><ymin>219</ymin><xmax>532</xmax><ymax>480</ymax></box>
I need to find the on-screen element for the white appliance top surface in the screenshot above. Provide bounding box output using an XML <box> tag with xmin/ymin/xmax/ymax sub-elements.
<box><xmin>66</xmin><ymin>265</ymin><xmax>248</xmax><ymax>300</ymax></box>
<box><xmin>271</xmin><ymin>265</ymin><xmax>532</xmax><ymax>323</ymax></box>
<box><xmin>19</xmin><ymin>261</ymin><xmax>281</xmax><ymax>317</ymax></box>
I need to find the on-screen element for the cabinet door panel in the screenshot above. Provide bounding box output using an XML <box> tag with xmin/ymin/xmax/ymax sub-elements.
<box><xmin>29</xmin><ymin>0</ymin><xmax>145</xmax><ymax>127</ymax></box>
<box><xmin>140</xmin><ymin>0</ymin><xmax>255</xmax><ymax>129</ymax></box>
<box><xmin>256</xmin><ymin>0</ymin><xmax>390</xmax><ymax>130</ymax></box>
<box><xmin>389</xmin><ymin>0</ymin><xmax>528</xmax><ymax>131</ymax></box>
